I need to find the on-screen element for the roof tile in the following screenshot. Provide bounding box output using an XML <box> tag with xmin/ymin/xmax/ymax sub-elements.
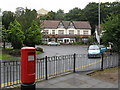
<box><xmin>41</xmin><ymin>20</ymin><xmax>91</xmax><ymax>29</ymax></box>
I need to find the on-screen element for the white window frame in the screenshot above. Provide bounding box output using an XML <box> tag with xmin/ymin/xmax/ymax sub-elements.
<box><xmin>52</xmin><ymin>30</ymin><xmax>55</xmax><ymax>35</ymax></box>
<box><xmin>58</xmin><ymin>30</ymin><xmax>64</xmax><ymax>35</ymax></box>
<box><xmin>83</xmin><ymin>30</ymin><xmax>88</xmax><ymax>35</ymax></box>
<box><xmin>69</xmin><ymin>30</ymin><xmax>74</xmax><ymax>35</ymax></box>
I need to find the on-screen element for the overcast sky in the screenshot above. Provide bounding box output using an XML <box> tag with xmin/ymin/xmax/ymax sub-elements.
<box><xmin>0</xmin><ymin>0</ymin><xmax>118</xmax><ymax>13</ymax></box>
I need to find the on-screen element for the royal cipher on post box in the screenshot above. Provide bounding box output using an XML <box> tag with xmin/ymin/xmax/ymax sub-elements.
<box><xmin>21</xmin><ymin>47</ymin><xmax>36</xmax><ymax>84</ymax></box>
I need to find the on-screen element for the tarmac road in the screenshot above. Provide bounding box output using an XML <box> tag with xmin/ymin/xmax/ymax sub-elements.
<box><xmin>36</xmin><ymin>45</ymin><xmax>88</xmax><ymax>58</ymax></box>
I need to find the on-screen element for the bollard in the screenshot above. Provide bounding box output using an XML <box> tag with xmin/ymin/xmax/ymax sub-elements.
<box><xmin>21</xmin><ymin>47</ymin><xmax>36</xmax><ymax>90</ymax></box>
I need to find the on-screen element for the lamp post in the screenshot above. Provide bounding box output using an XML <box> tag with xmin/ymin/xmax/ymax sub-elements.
<box><xmin>98</xmin><ymin>0</ymin><xmax>101</xmax><ymax>45</ymax></box>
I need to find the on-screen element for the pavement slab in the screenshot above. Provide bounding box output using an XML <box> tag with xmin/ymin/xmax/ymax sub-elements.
<box><xmin>36</xmin><ymin>73</ymin><xmax>118</xmax><ymax>88</ymax></box>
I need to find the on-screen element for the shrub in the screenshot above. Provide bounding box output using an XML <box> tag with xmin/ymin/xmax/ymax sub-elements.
<box><xmin>9</xmin><ymin>49</ymin><xmax>20</xmax><ymax>57</ymax></box>
<box><xmin>36</xmin><ymin>47</ymin><xmax>44</xmax><ymax>52</ymax></box>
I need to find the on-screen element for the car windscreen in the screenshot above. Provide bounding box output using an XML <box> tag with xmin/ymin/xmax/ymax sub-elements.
<box><xmin>89</xmin><ymin>46</ymin><xmax>99</xmax><ymax>50</ymax></box>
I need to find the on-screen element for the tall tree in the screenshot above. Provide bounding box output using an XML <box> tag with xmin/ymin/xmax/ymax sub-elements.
<box><xmin>101</xmin><ymin>14</ymin><xmax>120</xmax><ymax>52</ymax></box>
<box><xmin>0</xmin><ymin>8</ymin><xmax>2</xmax><ymax>22</ymax></box>
<box><xmin>100</xmin><ymin>2</ymin><xmax>120</xmax><ymax>23</ymax></box>
<box><xmin>15</xmin><ymin>7</ymin><xmax>24</xmax><ymax>17</ymax></box>
<box><xmin>25</xmin><ymin>20</ymin><xmax>42</xmax><ymax>47</ymax></box>
<box><xmin>16</xmin><ymin>8</ymin><xmax>38</xmax><ymax>34</ymax></box>
<box><xmin>2</xmin><ymin>11</ymin><xmax>15</xmax><ymax>30</ymax></box>
<box><xmin>84</xmin><ymin>2</ymin><xmax>99</xmax><ymax>34</ymax></box>
<box><xmin>0</xmin><ymin>22</ymin><xmax>2</xmax><ymax>43</ymax></box>
<box><xmin>65</xmin><ymin>7</ymin><xmax>87</xmax><ymax>21</ymax></box>
<box><xmin>39</xmin><ymin>11</ymin><xmax>56</xmax><ymax>20</ymax></box>
<box><xmin>2</xmin><ymin>25</ymin><xmax>7</xmax><ymax>48</ymax></box>
<box><xmin>55</xmin><ymin>9</ymin><xmax>65</xmax><ymax>20</ymax></box>
<box><xmin>7</xmin><ymin>19</ymin><xmax>25</xmax><ymax>49</ymax></box>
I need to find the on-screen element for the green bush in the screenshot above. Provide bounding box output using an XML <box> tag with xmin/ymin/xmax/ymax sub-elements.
<box><xmin>73</xmin><ymin>41</ymin><xmax>84</xmax><ymax>45</ymax></box>
<box><xmin>36</xmin><ymin>47</ymin><xmax>44</xmax><ymax>52</ymax></box>
<box><xmin>9</xmin><ymin>49</ymin><xmax>20</xmax><ymax>57</ymax></box>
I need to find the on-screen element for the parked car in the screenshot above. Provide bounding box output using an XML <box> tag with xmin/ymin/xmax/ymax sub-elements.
<box><xmin>88</xmin><ymin>45</ymin><xmax>101</xmax><ymax>58</ymax></box>
<box><xmin>98</xmin><ymin>45</ymin><xmax>106</xmax><ymax>54</ymax></box>
<box><xmin>47</xmin><ymin>41</ymin><xmax>60</xmax><ymax>46</ymax></box>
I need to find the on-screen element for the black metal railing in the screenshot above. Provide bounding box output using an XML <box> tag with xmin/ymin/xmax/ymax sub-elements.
<box><xmin>0</xmin><ymin>53</ymin><xmax>119</xmax><ymax>89</ymax></box>
<box><xmin>1</xmin><ymin>61</ymin><xmax>20</xmax><ymax>88</ymax></box>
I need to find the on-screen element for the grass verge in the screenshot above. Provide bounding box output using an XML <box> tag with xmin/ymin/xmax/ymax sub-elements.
<box><xmin>88</xmin><ymin>67</ymin><xmax>119</xmax><ymax>83</ymax></box>
<box><xmin>0</xmin><ymin>54</ymin><xmax>18</xmax><ymax>59</ymax></box>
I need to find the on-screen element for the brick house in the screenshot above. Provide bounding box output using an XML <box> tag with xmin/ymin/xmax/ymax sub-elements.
<box><xmin>40</xmin><ymin>20</ymin><xmax>91</xmax><ymax>44</ymax></box>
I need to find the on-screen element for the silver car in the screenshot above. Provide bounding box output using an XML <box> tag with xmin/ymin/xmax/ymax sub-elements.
<box><xmin>47</xmin><ymin>41</ymin><xmax>60</xmax><ymax>46</ymax></box>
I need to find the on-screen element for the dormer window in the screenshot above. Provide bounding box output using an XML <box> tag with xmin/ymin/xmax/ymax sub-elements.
<box><xmin>68</xmin><ymin>22</ymin><xmax>74</xmax><ymax>28</ymax></box>
<box><xmin>58</xmin><ymin>22</ymin><xmax>64</xmax><ymax>28</ymax></box>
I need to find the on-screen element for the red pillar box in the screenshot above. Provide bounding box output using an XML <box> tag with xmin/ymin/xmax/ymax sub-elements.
<box><xmin>21</xmin><ymin>47</ymin><xmax>36</xmax><ymax>89</ymax></box>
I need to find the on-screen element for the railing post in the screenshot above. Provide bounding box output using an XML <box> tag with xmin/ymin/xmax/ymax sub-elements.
<box><xmin>118</xmin><ymin>52</ymin><xmax>120</xmax><ymax>66</ymax></box>
<box><xmin>45</xmin><ymin>56</ymin><xmax>48</xmax><ymax>80</ymax></box>
<box><xmin>101</xmin><ymin>53</ymin><xmax>104</xmax><ymax>71</ymax></box>
<box><xmin>73</xmin><ymin>53</ymin><xmax>76</xmax><ymax>73</ymax></box>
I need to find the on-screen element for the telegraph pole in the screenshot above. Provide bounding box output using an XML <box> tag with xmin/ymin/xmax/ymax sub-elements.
<box><xmin>98</xmin><ymin>0</ymin><xmax>101</xmax><ymax>45</ymax></box>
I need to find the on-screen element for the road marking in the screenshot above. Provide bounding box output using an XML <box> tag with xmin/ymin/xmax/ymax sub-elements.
<box><xmin>1</xmin><ymin>59</ymin><xmax>102</xmax><ymax>88</ymax></box>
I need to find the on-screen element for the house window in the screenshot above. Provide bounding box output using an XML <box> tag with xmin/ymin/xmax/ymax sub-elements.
<box><xmin>52</xmin><ymin>30</ymin><xmax>55</xmax><ymax>35</ymax></box>
<box><xmin>43</xmin><ymin>30</ymin><xmax>49</xmax><ymax>34</ymax></box>
<box><xmin>77</xmin><ymin>30</ymin><xmax>80</xmax><ymax>35</ymax></box>
<box><xmin>69</xmin><ymin>30</ymin><xmax>74</xmax><ymax>35</ymax></box>
<box><xmin>58</xmin><ymin>30</ymin><xmax>64</xmax><ymax>35</ymax></box>
<box><xmin>83</xmin><ymin>30</ymin><xmax>88</xmax><ymax>35</ymax></box>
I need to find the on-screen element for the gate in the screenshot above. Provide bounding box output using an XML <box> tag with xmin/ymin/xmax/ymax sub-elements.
<box><xmin>0</xmin><ymin>53</ymin><xmax>119</xmax><ymax>89</ymax></box>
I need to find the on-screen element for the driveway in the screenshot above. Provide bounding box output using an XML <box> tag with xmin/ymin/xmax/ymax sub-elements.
<box><xmin>36</xmin><ymin>45</ymin><xmax>88</xmax><ymax>58</ymax></box>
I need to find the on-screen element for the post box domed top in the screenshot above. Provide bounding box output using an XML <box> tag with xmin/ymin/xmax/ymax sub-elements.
<box><xmin>21</xmin><ymin>47</ymin><xmax>36</xmax><ymax>50</ymax></box>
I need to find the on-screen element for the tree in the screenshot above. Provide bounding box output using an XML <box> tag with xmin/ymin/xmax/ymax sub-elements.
<box><xmin>15</xmin><ymin>7</ymin><xmax>24</xmax><ymax>17</ymax></box>
<box><xmin>101</xmin><ymin>14</ymin><xmax>120</xmax><ymax>52</ymax></box>
<box><xmin>0</xmin><ymin>10</ymin><xmax>2</xmax><ymax>43</ymax></box>
<box><xmin>55</xmin><ymin>9</ymin><xmax>65</xmax><ymax>20</ymax></box>
<box><xmin>7</xmin><ymin>19</ymin><xmax>25</xmax><ymax>49</ymax></box>
<box><xmin>25</xmin><ymin>20</ymin><xmax>42</xmax><ymax>47</ymax></box>
<box><xmin>16</xmin><ymin>8</ymin><xmax>38</xmax><ymax>34</ymax></box>
<box><xmin>0</xmin><ymin>8</ymin><xmax>1</xmax><ymax>22</ymax></box>
<box><xmin>39</xmin><ymin>11</ymin><xmax>56</xmax><ymax>20</ymax></box>
<box><xmin>2</xmin><ymin>25</ymin><xmax>7</xmax><ymax>49</ymax></box>
<box><xmin>2</xmin><ymin>11</ymin><xmax>15</xmax><ymax>30</ymax></box>
<box><xmin>0</xmin><ymin>29</ymin><xmax>1</xmax><ymax>42</ymax></box>
<box><xmin>65</xmin><ymin>7</ymin><xmax>87</xmax><ymax>21</ymax></box>
<box><xmin>84</xmin><ymin>2</ymin><xmax>99</xmax><ymax>34</ymax></box>
<box><xmin>100</xmin><ymin>2</ymin><xmax>120</xmax><ymax>23</ymax></box>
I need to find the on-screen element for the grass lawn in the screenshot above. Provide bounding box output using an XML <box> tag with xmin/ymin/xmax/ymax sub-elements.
<box><xmin>0</xmin><ymin>51</ymin><xmax>42</xmax><ymax>59</ymax></box>
<box><xmin>0</xmin><ymin>54</ymin><xmax>18</xmax><ymax>59</ymax></box>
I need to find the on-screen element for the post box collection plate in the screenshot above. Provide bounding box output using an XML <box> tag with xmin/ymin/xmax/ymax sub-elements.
<box><xmin>28</xmin><ymin>52</ymin><xmax>35</xmax><ymax>61</ymax></box>
<box><xmin>28</xmin><ymin>55</ymin><xmax>34</xmax><ymax>61</ymax></box>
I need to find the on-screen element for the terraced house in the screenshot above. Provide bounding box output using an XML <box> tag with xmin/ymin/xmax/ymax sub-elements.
<box><xmin>40</xmin><ymin>20</ymin><xmax>91</xmax><ymax>44</ymax></box>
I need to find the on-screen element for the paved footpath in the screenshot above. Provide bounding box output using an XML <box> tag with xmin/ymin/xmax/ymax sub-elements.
<box><xmin>36</xmin><ymin>73</ymin><xmax>118</xmax><ymax>88</ymax></box>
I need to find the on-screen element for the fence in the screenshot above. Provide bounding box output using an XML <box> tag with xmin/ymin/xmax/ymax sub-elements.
<box><xmin>0</xmin><ymin>53</ymin><xmax>119</xmax><ymax>89</ymax></box>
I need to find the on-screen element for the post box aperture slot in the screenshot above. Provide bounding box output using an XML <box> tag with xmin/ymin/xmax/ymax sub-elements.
<box><xmin>28</xmin><ymin>52</ymin><xmax>35</xmax><ymax>61</ymax></box>
<box><xmin>28</xmin><ymin>52</ymin><xmax>35</xmax><ymax>55</ymax></box>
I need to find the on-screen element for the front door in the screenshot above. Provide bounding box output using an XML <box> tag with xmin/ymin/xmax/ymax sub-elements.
<box><xmin>63</xmin><ymin>38</ymin><xmax>70</xmax><ymax>44</ymax></box>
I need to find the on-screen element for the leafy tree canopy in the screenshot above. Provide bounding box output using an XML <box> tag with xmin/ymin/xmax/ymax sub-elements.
<box><xmin>65</xmin><ymin>7</ymin><xmax>87</xmax><ymax>21</ymax></box>
<box><xmin>2</xmin><ymin>11</ymin><xmax>15</xmax><ymax>30</ymax></box>
<box><xmin>16</xmin><ymin>8</ymin><xmax>38</xmax><ymax>33</ymax></box>
<box><xmin>25</xmin><ymin>20</ymin><xmax>42</xmax><ymax>47</ymax></box>
<box><xmin>102</xmin><ymin>14</ymin><xmax>120</xmax><ymax>52</ymax></box>
<box><xmin>7</xmin><ymin>19</ymin><xmax>25</xmax><ymax>49</ymax></box>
